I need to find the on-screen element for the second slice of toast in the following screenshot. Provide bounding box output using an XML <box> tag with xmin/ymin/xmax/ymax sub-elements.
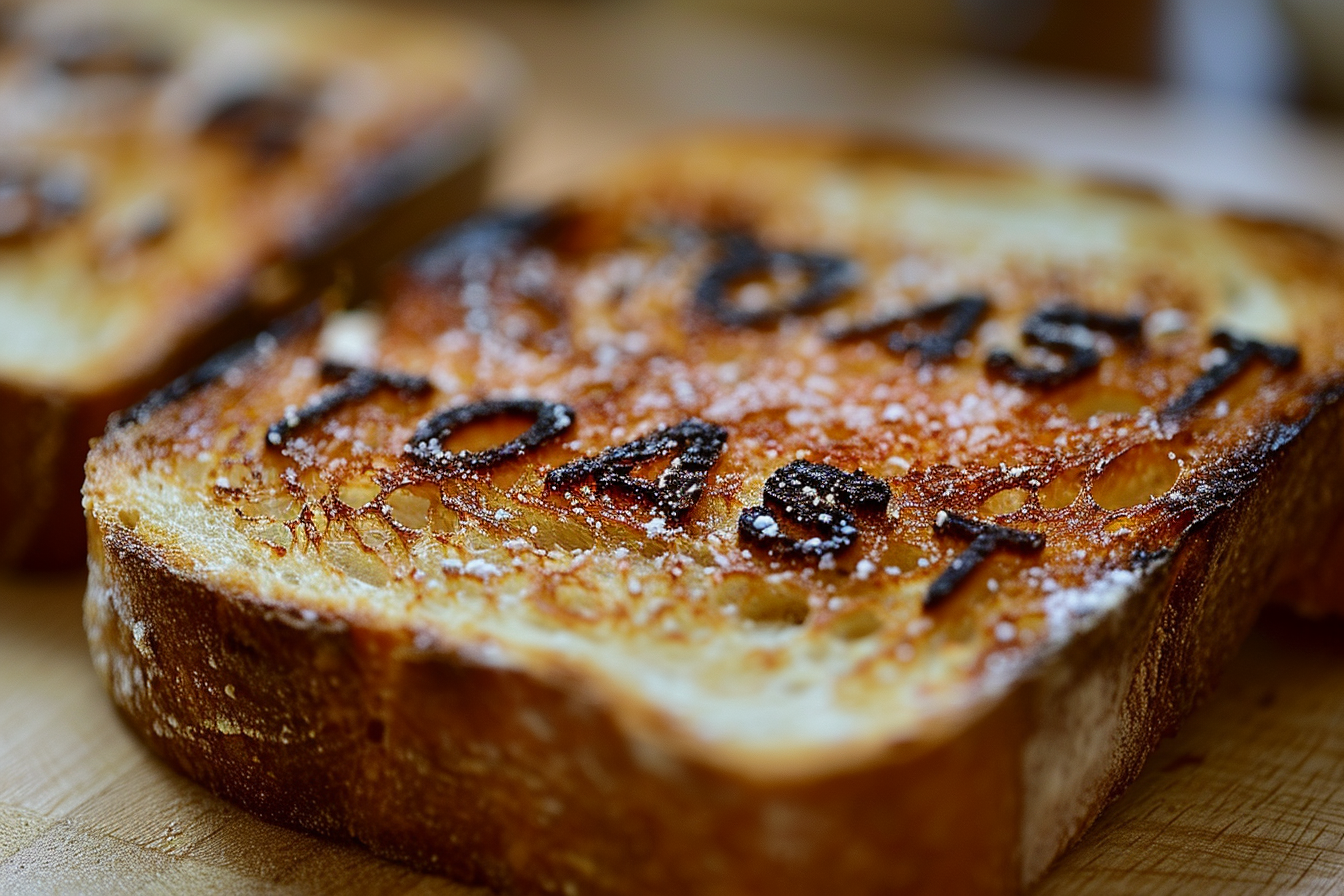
<box><xmin>85</xmin><ymin>132</ymin><xmax>1344</xmax><ymax>894</ymax></box>
<box><xmin>1</xmin><ymin>0</ymin><xmax>516</xmax><ymax>568</ymax></box>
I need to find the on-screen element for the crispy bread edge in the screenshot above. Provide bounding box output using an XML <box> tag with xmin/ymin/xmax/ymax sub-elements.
<box><xmin>85</xmin><ymin>512</ymin><xmax>1030</xmax><ymax>895</ymax></box>
<box><xmin>1019</xmin><ymin>383</ymin><xmax>1344</xmax><ymax>883</ymax></box>
<box><xmin>82</xmin><ymin>375</ymin><xmax>1344</xmax><ymax>893</ymax></box>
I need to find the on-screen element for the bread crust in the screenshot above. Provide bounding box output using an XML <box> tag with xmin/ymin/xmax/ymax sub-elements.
<box><xmin>85</xmin><ymin>387</ymin><xmax>1344</xmax><ymax>894</ymax></box>
<box><xmin>82</xmin><ymin>131</ymin><xmax>1344</xmax><ymax>892</ymax></box>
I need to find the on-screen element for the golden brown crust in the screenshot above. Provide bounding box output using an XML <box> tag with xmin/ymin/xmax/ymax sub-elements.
<box><xmin>86</xmin><ymin>393</ymin><xmax>1344</xmax><ymax>894</ymax></box>
<box><xmin>88</xmin><ymin>513</ymin><xmax>1030</xmax><ymax>895</ymax></box>
<box><xmin>84</xmin><ymin>131</ymin><xmax>1344</xmax><ymax>892</ymax></box>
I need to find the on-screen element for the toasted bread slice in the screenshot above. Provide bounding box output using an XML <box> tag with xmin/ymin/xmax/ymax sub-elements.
<box><xmin>85</xmin><ymin>132</ymin><xmax>1344</xmax><ymax>895</ymax></box>
<box><xmin>0</xmin><ymin>0</ymin><xmax>515</xmax><ymax>568</ymax></box>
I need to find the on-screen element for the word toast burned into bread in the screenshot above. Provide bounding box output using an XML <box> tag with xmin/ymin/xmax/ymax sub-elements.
<box><xmin>85</xmin><ymin>133</ymin><xmax>1344</xmax><ymax>895</ymax></box>
<box><xmin>0</xmin><ymin>0</ymin><xmax>515</xmax><ymax>568</ymax></box>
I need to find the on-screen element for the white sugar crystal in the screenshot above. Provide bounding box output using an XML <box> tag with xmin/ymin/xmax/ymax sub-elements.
<box><xmin>463</xmin><ymin>558</ymin><xmax>502</xmax><ymax>579</ymax></box>
<box><xmin>318</xmin><ymin>309</ymin><xmax>382</xmax><ymax>367</ymax></box>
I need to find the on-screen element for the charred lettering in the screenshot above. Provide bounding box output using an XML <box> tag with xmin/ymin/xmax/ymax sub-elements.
<box><xmin>831</xmin><ymin>295</ymin><xmax>989</xmax><ymax>363</ymax></box>
<box><xmin>739</xmin><ymin>460</ymin><xmax>890</xmax><ymax>560</ymax></box>
<box><xmin>200</xmin><ymin>86</ymin><xmax>315</xmax><ymax>162</ymax></box>
<box><xmin>545</xmin><ymin>418</ymin><xmax>727</xmax><ymax>521</ymax></box>
<box><xmin>925</xmin><ymin>511</ymin><xmax>1044</xmax><ymax>609</ymax></box>
<box><xmin>412</xmin><ymin>207</ymin><xmax>553</xmax><ymax>282</ymax></box>
<box><xmin>111</xmin><ymin>306</ymin><xmax>321</xmax><ymax>430</ymax></box>
<box><xmin>267</xmin><ymin>363</ymin><xmax>431</xmax><ymax>447</ymax></box>
<box><xmin>696</xmin><ymin>233</ymin><xmax>856</xmax><ymax>328</ymax></box>
<box><xmin>406</xmin><ymin>398</ymin><xmax>574</xmax><ymax>475</ymax></box>
<box><xmin>1162</xmin><ymin>330</ymin><xmax>1299</xmax><ymax>419</ymax></box>
<box><xmin>987</xmin><ymin>305</ymin><xmax>1143</xmax><ymax>387</ymax></box>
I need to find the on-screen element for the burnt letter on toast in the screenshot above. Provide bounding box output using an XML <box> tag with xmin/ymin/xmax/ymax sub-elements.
<box><xmin>696</xmin><ymin>233</ymin><xmax>855</xmax><ymax>328</ymax></box>
<box><xmin>986</xmin><ymin>304</ymin><xmax>1142</xmax><ymax>387</ymax></box>
<box><xmin>267</xmin><ymin>363</ymin><xmax>431</xmax><ymax>447</ymax></box>
<box><xmin>739</xmin><ymin>460</ymin><xmax>890</xmax><ymax>560</ymax></box>
<box><xmin>545</xmin><ymin>418</ymin><xmax>727</xmax><ymax>521</ymax></box>
<box><xmin>1162</xmin><ymin>330</ymin><xmax>1299</xmax><ymax>419</ymax></box>
<box><xmin>199</xmin><ymin>85</ymin><xmax>317</xmax><ymax>163</ymax></box>
<box><xmin>831</xmin><ymin>295</ymin><xmax>989</xmax><ymax>364</ymax></box>
<box><xmin>926</xmin><ymin>511</ymin><xmax>1045</xmax><ymax>609</ymax></box>
<box><xmin>406</xmin><ymin>398</ymin><xmax>574</xmax><ymax>475</ymax></box>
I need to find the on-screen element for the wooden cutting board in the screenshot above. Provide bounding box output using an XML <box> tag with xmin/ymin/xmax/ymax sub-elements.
<box><xmin>2</xmin><ymin>573</ymin><xmax>1343</xmax><ymax>894</ymax></box>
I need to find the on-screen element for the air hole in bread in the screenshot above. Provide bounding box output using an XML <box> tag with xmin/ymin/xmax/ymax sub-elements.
<box><xmin>715</xmin><ymin>574</ymin><xmax>809</xmax><ymax>626</ymax></box>
<box><xmin>878</xmin><ymin>540</ymin><xmax>925</xmax><ymax>575</ymax></box>
<box><xmin>384</xmin><ymin>484</ymin><xmax>436</xmax><ymax>530</ymax></box>
<box><xmin>739</xmin><ymin>586</ymin><xmax>810</xmax><ymax>625</ymax></box>
<box><xmin>353</xmin><ymin>516</ymin><xmax>401</xmax><ymax>557</ymax></box>
<box><xmin>337</xmin><ymin>474</ymin><xmax>379</xmax><ymax>510</ymax></box>
<box><xmin>118</xmin><ymin>508</ymin><xmax>140</xmax><ymax>530</ymax></box>
<box><xmin>1039</xmin><ymin>468</ymin><xmax>1085</xmax><ymax>510</ymax></box>
<box><xmin>1091</xmin><ymin>443</ymin><xmax>1182</xmax><ymax>511</ymax></box>
<box><xmin>978</xmin><ymin>487</ymin><xmax>1029</xmax><ymax>517</ymax></box>
<box><xmin>1066</xmin><ymin>386</ymin><xmax>1146</xmax><ymax>421</ymax></box>
<box><xmin>831</xmin><ymin>607</ymin><xmax>880</xmax><ymax>640</ymax></box>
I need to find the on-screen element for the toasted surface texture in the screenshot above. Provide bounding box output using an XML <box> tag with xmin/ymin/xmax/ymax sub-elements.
<box><xmin>86</xmin><ymin>132</ymin><xmax>1344</xmax><ymax>894</ymax></box>
<box><xmin>1</xmin><ymin>0</ymin><xmax>512</xmax><ymax>567</ymax></box>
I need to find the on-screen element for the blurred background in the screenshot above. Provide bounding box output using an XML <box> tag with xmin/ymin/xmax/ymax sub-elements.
<box><xmin>439</xmin><ymin>0</ymin><xmax>1344</xmax><ymax>229</ymax></box>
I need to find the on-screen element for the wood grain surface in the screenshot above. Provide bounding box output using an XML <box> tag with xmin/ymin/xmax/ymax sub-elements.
<box><xmin>3</xmin><ymin>576</ymin><xmax>1344</xmax><ymax>894</ymax></box>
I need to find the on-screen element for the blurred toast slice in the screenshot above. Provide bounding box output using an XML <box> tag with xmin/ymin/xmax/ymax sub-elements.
<box><xmin>85</xmin><ymin>131</ymin><xmax>1344</xmax><ymax>894</ymax></box>
<box><xmin>0</xmin><ymin>0</ymin><xmax>516</xmax><ymax>568</ymax></box>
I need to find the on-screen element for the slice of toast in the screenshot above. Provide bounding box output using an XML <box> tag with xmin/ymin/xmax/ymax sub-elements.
<box><xmin>84</xmin><ymin>132</ymin><xmax>1344</xmax><ymax>895</ymax></box>
<box><xmin>0</xmin><ymin>0</ymin><xmax>515</xmax><ymax>568</ymax></box>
